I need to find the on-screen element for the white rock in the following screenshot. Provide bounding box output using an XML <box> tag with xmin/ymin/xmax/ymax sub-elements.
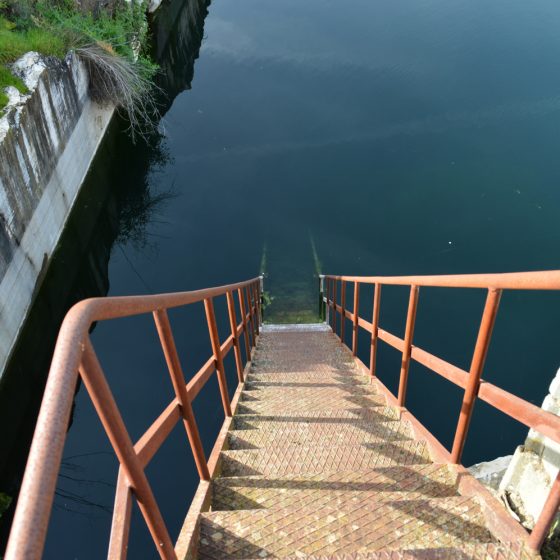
<box><xmin>4</xmin><ymin>86</ymin><xmax>23</xmax><ymax>106</ymax></box>
<box><xmin>469</xmin><ymin>455</ymin><xmax>513</xmax><ymax>491</ymax></box>
<box><xmin>149</xmin><ymin>0</ymin><xmax>164</xmax><ymax>12</ymax></box>
<box><xmin>549</xmin><ymin>367</ymin><xmax>560</xmax><ymax>399</ymax></box>
<box><xmin>11</xmin><ymin>52</ymin><xmax>48</xmax><ymax>91</ymax></box>
<box><xmin>542</xmin><ymin>394</ymin><xmax>560</xmax><ymax>415</ymax></box>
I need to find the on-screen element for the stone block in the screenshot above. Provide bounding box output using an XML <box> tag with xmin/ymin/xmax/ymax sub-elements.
<box><xmin>499</xmin><ymin>446</ymin><xmax>551</xmax><ymax>529</ymax></box>
<box><xmin>549</xmin><ymin>368</ymin><xmax>560</xmax><ymax>399</ymax></box>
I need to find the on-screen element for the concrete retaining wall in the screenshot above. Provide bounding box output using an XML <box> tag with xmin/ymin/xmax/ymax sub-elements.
<box><xmin>0</xmin><ymin>52</ymin><xmax>115</xmax><ymax>378</ymax></box>
<box><xmin>498</xmin><ymin>368</ymin><xmax>560</xmax><ymax>529</ymax></box>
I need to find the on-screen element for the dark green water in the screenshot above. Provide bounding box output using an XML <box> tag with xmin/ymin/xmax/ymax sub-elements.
<box><xmin>3</xmin><ymin>0</ymin><xmax>560</xmax><ymax>556</ymax></box>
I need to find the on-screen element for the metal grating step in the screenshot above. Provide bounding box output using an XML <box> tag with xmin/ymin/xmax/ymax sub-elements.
<box><xmin>227</xmin><ymin>419</ymin><xmax>413</xmax><ymax>450</ymax></box>
<box><xmin>236</xmin><ymin>393</ymin><xmax>386</xmax><ymax>414</ymax></box>
<box><xmin>241</xmin><ymin>384</ymin><xmax>379</xmax><ymax>399</ymax></box>
<box><xmin>219</xmin><ymin>441</ymin><xmax>432</xmax><ymax>477</ymax></box>
<box><xmin>211</xmin><ymin>464</ymin><xmax>459</xmax><ymax>511</ymax></box>
<box><xmin>240</xmin><ymin>544</ymin><xmax>535</xmax><ymax>559</ymax></box>
<box><xmin>231</xmin><ymin>407</ymin><xmax>401</xmax><ymax>431</ymax></box>
<box><xmin>198</xmin><ymin>496</ymin><xmax>495</xmax><ymax>558</ymax></box>
<box><xmin>261</xmin><ymin>323</ymin><xmax>332</xmax><ymax>333</ymax></box>
<box><xmin>244</xmin><ymin>372</ymin><xmax>373</xmax><ymax>388</ymax></box>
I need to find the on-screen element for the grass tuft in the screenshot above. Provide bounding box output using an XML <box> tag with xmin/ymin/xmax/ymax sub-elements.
<box><xmin>0</xmin><ymin>1</ymin><xmax>158</xmax><ymax>137</ymax></box>
<box><xmin>0</xmin><ymin>16</ymin><xmax>65</xmax><ymax>64</ymax></box>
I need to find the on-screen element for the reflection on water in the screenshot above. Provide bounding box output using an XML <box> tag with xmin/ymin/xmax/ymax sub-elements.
<box><xmin>5</xmin><ymin>0</ymin><xmax>560</xmax><ymax>557</ymax></box>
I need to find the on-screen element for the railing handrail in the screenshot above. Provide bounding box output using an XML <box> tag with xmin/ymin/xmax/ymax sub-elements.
<box><xmin>5</xmin><ymin>276</ymin><xmax>262</xmax><ymax>560</ymax></box>
<box><xmin>325</xmin><ymin>269</ymin><xmax>560</xmax><ymax>290</ymax></box>
<box><xmin>321</xmin><ymin>270</ymin><xmax>560</xmax><ymax>552</ymax></box>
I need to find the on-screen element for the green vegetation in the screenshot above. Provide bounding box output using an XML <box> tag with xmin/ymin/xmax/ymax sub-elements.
<box><xmin>0</xmin><ymin>0</ymin><xmax>158</xmax><ymax>136</ymax></box>
<box><xmin>0</xmin><ymin>64</ymin><xmax>27</xmax><ymax>109</ymax></box>
<box><xmin>0</xmin><ymin>15</ymin><xmax>65</xmax><ymax>64</ymax></box>
<box><xmin>542</xmin><ymin>520</ymin><xmax>560</xmax><ymax>560</ymax></box>
<box><xmin>0</xmin><ymin>491</ymin><xmax>12</xmax><ymax>518</ymax></box>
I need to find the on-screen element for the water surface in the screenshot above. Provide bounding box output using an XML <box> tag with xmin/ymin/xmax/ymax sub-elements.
<box><xmin>5</xmin><ymin>0</ymin><xmax>560</xmax><ymax>557</ymax></box>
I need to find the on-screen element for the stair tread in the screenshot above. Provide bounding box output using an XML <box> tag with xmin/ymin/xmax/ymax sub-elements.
<box><xmin>240</xmin><ymin>543</ymin><xmax>533</xmax><ymax>559</ymax></box>
<box><xmin>237</xmin><ymin>393</ymin><xmax>386</xmax><ymax>414</ymax></box>
<box><xmin>228</xmin><ymin>419</ymin><xmax>413</xmax><ymax>449</ymax></box>
<box><xmin>242</xmin><ymin>385</ymin><xmax>378</xmax><ymax>398</ymax></box>
<box><xmin>211</xmin><ymin>464</ymin><xmax>458</xmax><ymax>511</ymax></box>
<box><xmin>232</xmin><ymin>407</ymin><xmax>400</xmax><ymax>431</ymax></box>
<box><xmin>198</xmin><ymin>497</ymin><xmax>495</xmax><ymax>558</ymax></box>
<box><xmin>244</xmin><ymin>372</ymin><xmax>373</xmax><ymax>387</ymax></box>
<box><xmin>220</xmin><ymin>441</ymin><xmax>432</xmax><ymax>477</ymax></box>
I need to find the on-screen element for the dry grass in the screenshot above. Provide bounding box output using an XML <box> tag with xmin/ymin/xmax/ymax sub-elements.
<box><xmin>75</xmin><ymin>43</ymin><xmax>160</xmax><ymax>141</ymax></box>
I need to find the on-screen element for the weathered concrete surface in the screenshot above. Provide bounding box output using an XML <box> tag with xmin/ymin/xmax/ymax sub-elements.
<box><xmin>0</xmin><ymin>52</ymin><xmax>114</xmax><ymax>378</ymax></box>
<box><xmin>497</xmin><ymin>367</ymin><xmax>560</xmax><ymax>530</ymax></box>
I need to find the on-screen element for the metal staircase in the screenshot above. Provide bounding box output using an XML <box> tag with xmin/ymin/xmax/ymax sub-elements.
<box><xmin>6</xmin><ymin>271</ymin><xmax>560</xmax><ymax>559</ymax></box>
<box><xmin>184</xmin><ymin>325</ymin><xmax>532</xmax><ymax>559</ymax></box>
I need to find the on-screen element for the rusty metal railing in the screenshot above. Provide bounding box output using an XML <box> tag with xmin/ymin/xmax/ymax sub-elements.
<box><xmin>321</xmin><ymin>270</ymin><xmax>560</xmax><ymax>552</ymax></box>
<box><xmin>5</xmin><ymin>276</ymin><xmax>263</xmax><ymax>560</ymax></box>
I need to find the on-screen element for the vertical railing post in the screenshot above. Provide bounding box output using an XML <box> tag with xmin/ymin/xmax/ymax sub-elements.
<box><xmin>226</xmin><ymin>292</ymin><xmax>244</xmax><ymax>383</ymax></box>
<box><xmin>370</xmin><ymin>283</ymin><xmax>381</xmax><ymax>378</ymax></box>
<box><xmin>252</xmin><ymin>282</ymin><xmax>261</xmax><ymax>333</ymax></box>
<box><xmin>528</xmin><ymin>470</ymin><xmax>560</xmax><ymax>551</ymax></box>
<box><xmin>397</xmin><ymin>285</ymin><xmax>419</xmax><ymax>408</ymax></box>
<box><xmin>340</xmin><ymin>280</ymin><xmax>347</xmax><ymax>344</ymax></box>
<box><xmin>79</xmin><ymin>340</ymin><xmax>176</xmax><ymax>560</ymax></box>
<box><xmin>324</xmin><ymin>277</ymin><xmax>331</xmax><ymax>326</ymax></box>
<box><xmin>153</xmin><ymin>309</ymin><xmax>210</xmax><ymax>480</ymax></box>
<box><xmin>451</xmin><ymin>288</ymin><xmax>501</xmax><ymax>463</ymax></box>
<box><xmin>333</xmin><ymin>279</ymin><xmax>338</xmax><ymax>336</ymax></box>
<box><xmin>108</xmin><ymin>468</ymin><xmax>133</xmax><ymax>560</ymax></box>
<box><xmin>246</xmin><ymin>286</ymin><xmax>257</xmax><ymax>348</ymax></box>
<box><xmin>352</xmin><ymin>281</ymin><xmax>360</xmax><ymax>356</ymax></box>
<box><xmin>318</xmin><ymin>275</ymin><xmax>325</xmax><ymax>321</ymax></box>
<box><xmin>259</xmin><ymin>275</ymin><xmax>265</xmax><ymax>323</ymax></box>
<box><xmin>204</xmin><ymin>298</ymin><xmax>232</xmax><ymax>417</ymax></box>
<box><xmin>238</xmin><ymin>287</ymin><xmax>251</xmax><ymax>359</ymax></box>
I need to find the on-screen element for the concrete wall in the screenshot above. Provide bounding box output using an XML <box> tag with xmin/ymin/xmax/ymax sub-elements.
<box><xmin>469</xmin><ymin>368</ymin><xmax>560</xmax><ymax>532</ymax></box>
<box><xmin>0</xmin><ymin>52</ymin><xmax>114</xmax><ymax>378</ymax></box>
<box><xmin>497</xmin><ymin>368</ymin><xmax>560</xmax><ymax>529</ymax></box>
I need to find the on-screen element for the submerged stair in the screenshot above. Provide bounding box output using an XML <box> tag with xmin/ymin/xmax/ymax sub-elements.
<box><xmin>182</xmin><ymin>325</ymin><xmax>536</xmax><ymax>559</ymax></box>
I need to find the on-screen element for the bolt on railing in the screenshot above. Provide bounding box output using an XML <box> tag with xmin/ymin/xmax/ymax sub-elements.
<box><xmin>5</xmin><ymin>276</ymin><xmax>263</xmax><ymax>560</ymax></box>
<box><xmin>323</xmin><ymin>270</ymin><xmax>560</xmax><ymax>553</ymax></box>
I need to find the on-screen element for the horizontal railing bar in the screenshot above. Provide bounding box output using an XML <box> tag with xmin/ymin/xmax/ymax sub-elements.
<box><xmin>135</xmin><ymin>402</ymin><xmax>181</xmax><ymax>467</ymax></box>
<box><xmin>186</xmin><ymin>356</ymin><xmax>216</xmax><ymax>401</ymax></box>
<box><xmin>411</xmin><ymin>346</ymin><xmax>468</xmax><ymax>389</ymax></box>
<box><xmin>328</xmin><ymin>303</ymin><xmax>489</xmax><ymax>394</ymax></box>
<box><xmin>378</xmin><ymin>328</ymin><xmax>405</xmax><ymax>352</ymax></box>
<box><xmin>478</xmin><ymin>382</ymin><xmax>560</xmax><ymax>443</ymax></box>
<box><xmin>6</xmin><ymin>277</ymin><xmax>263</xmax><ymax>560</ymax></box>
<box><xmin>345</xmin><ymin>310</ymin><xmax>355</xmax><ymax>323</ymax></box>
<box><xmin>133</xmin><ymin>330</ymin><xmax>246</xmax><ymax>472</ymax></box>
<box><xmin>76</xmin><ymin>278</ymin><xmax>262</xmax><ymax>324</ymax></box>
<box><xmin>325</xmin><ymin>270</ymin><xmax>560</xmax><ymax>290</ymax></box>
<box><xmin>220</xmin><ymin>334</ymin><xmax>234</xmax><ymax>357</ymax></box>
<box><xmin>377</xmin><ymin>326</ymin><xmax>470</xmax><ymax>389</ymax></box>
<box><xmin>361</xmin><ymin>315</ymin><xmax>560</xmax><ymax>444</ymax></box>
<box><xmin>358</xmin><ymin>316</ymin><xmax>372</xmax><ymax>331</ymax></box>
